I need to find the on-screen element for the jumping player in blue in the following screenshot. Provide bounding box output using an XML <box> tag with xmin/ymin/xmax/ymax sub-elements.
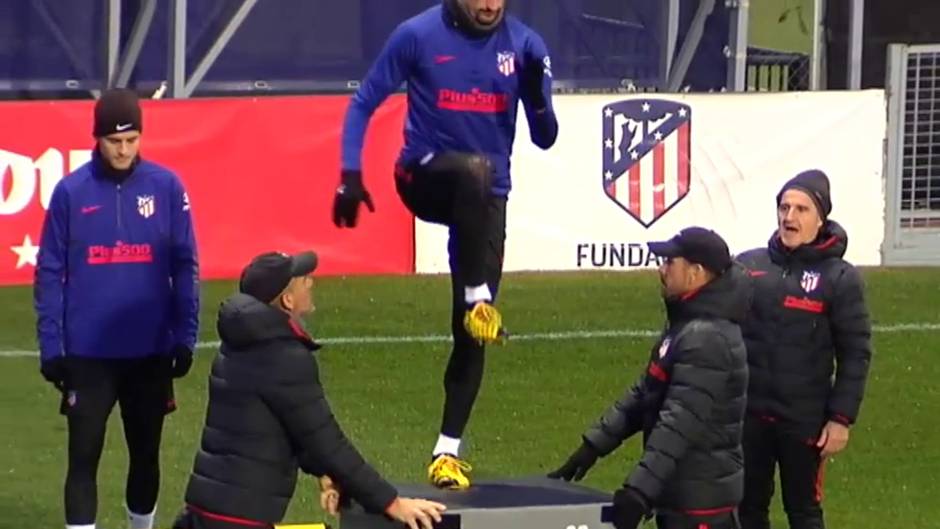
<box><xmin>334</xmin><ymin>0</ymin><xmax>558</xmax><ymax>489</ymax></box>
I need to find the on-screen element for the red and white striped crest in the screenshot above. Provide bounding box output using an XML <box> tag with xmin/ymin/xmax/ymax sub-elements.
<box><xmin>137</xmin><ymin>195</ymin><xmax>155</xmax><ymax>219</ymax></box>
<box><xmin>602</xmin><ymin>100</ymin><xmax>692</xmax><ymax>227</ymax></box>
<box><xmin>497</xmin><ymin>51</ymin><xmax>515</xmax><ymax>77</ymax></box>
<box><xmin>801</xmin><ymin>271</ymin><xmax>821</xmax><ymax>292</ymax></box>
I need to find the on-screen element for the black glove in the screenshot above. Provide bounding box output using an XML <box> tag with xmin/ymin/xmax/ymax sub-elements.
<box><xmin>547</xmin><ymin>441</ymin><xmax>599</xmax><ymax>481</ymax></box>
<box><xmin>169</xmin><ymin>345</ymin><xmax>193</xmax><ymax>378</ymax></box>
<box><xmin>611</xmin><ymin>487</ymin><xmax>650</xmax><ymax>529</ymax></box>
<box><xmin>520</xmin><ymin>54</ymin><xmax>548</xmax><ymax>110</ymax></box>
<box><xmin>332</xmin><ymin>169</ymin><xmax>375</xmax><ymax>228</ymax></box>
<box><xmin>40</xmin><ymin>356</ymin><xmax>68</xmax><ymax>390</ymax></box>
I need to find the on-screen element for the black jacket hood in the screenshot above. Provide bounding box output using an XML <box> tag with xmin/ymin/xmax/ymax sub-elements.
<box><xmin>666</xmin><ymin>263</ymin><xmax>752</xmax><ymax>325</ymax></box>
<box><xmin>216</xmin><ymin>293</ymin><xmax>319</xmax><ymax>351</ymax></box>
<box><xmin>768</xmin><ymin>219</ymin><xmax>848</xmax><ymax>265</ymax></box>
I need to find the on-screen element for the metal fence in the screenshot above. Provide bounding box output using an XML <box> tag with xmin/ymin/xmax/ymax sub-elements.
<box><xmin>0</xmin><ymin>0</ymin><xmax>744</xmax><ymax>99</ymax></box>
<box><xmin>745</xmin><ymin>46</ymin><xmax>810</xmax><ymax>92</ymax></box>
<box><xmin>884</xmin><ymin>43</ymin><xmax>940</xmax><ymax>264</ymax></box>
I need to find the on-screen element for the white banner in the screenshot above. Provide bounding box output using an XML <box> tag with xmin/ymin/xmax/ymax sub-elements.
<box><xmin>415</xmin><ymin>91</ymin><xmax>887</xmax><ymax>273</ymax></box>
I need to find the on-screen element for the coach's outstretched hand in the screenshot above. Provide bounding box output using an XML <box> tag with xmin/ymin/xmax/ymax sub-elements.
<box><xmin>611</xmin><ymin>487</ymin><xmax>650</xmax><ymax>529</ymax></box>
<box><xmin>547</xmin><ymin>441</ymin><xmax>599</xmax><ymax>481</ymax></box>
<box><xmin>385</xmin><ymin>497</ymin><xmax>447</xmax><ymax>529</ymax></box>
<box><xmin>333</xmin><ymin>170</ymin><xmax>375</xmax><ymax>228</ymax></box>
<box><xmin>318</xmin><ymin>475</ymin><xmax>342</xmax><ymax>516</ymax></box>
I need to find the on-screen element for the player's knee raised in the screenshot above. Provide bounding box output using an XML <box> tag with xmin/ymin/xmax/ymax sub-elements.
<box><xmin>460</xmin><ymin>154</ymin><xmax>494</xmax><ymax>194</ymax></box>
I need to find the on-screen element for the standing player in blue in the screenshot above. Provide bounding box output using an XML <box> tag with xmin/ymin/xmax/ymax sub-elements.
<box><xmin>35</xmin><ymin>89</ymin><xmax>199</xmax><ymax>529</ymax></box>
<box><xmin>334</xmin><ymin>0</ymin><xmax>558</xmax><ymax>489</ymax></box>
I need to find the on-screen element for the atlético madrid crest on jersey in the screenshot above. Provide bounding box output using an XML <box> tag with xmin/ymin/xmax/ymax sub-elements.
<box><xmin>801</xmin><ymin>270</ymin><xmax>821</xmax><ymax>292</ymax></box>
<box><xmin>137</xmin><ymin>195</ymin><xmax>155</xmax><ymax>219</ymax></box>
<box><xmin>497</xmin><ymin>51</ymin><xmax>515</xmax><ymax>77</ymax></box>
<box><xmin>602</xmin><ymin>99</ymin><xmax>692</xmax><ymax>228</ymax></box>
<box><xmin>658</xmin><ymin>337</ymin><xmax>672</xmax><ymax>358</ymax></box>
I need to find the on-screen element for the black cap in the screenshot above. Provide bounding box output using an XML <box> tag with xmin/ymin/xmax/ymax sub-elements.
<box><xmin>239</xmin><ymin>251</ymin><xmax>318</xmax><ymax>304</ymax></box>
<box><xmin>776</xmin><ymin>169</ymin><xmax>832</xmax><ymax>219</ymax></box>
<box><xmin>94</xmin><ymin>89</ymin><xmax>142</xmax><ymax>137</ymax></box>
<box><xmin>648</xmin><ymin>227</ymin><xmax>732</xmax><ymax>275</ymax></box>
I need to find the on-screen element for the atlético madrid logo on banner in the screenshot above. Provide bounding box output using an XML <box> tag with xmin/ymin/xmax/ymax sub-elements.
<box><xmin>602</xmin><ymin>99</ymin><xmax>692</xmax><ymax>228</ymax></box>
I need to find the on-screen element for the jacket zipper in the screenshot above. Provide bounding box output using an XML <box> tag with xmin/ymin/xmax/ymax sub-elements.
<box><xmin>770</xmin><ymin>264</ymin><xmax>789</xmax><ymax>411</ymax></box>
<box><xmin>116</xmin><ymin>184</ymin><xmax>123</xmax><ymax>232</ymax></box>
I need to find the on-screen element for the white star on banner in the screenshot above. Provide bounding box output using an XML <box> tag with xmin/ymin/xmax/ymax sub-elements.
<box><xmin>11</xmin><ymin>234</ymin><xmax>39</xmax><ymax>269</ymax></box>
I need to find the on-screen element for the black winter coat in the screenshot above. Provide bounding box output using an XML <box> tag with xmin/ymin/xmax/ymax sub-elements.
<box><xmin>182</xmin><ymin>294</ymin><xmax>396</xmax><ymax>524</ymax></box>
<box><xmin>584</xmin><ymin>265</ymin><xmax>750</xmax><ymax>512</ymax></box>
<box><xmin>737</xmin><ymin>221</ymin><xmax>872</xmax><ymax>438</ymax></box>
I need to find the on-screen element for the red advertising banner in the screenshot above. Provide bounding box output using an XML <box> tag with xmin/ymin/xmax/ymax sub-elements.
<box><xmin>0</xmin><ymin>95</ymin><xmax>411</xmax><ymax>286</ymax></box>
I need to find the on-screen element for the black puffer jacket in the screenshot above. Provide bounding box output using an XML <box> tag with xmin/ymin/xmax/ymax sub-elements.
<box><xmin>737</xmin><ymin>221</ymin><xmax>872</xmax><ymax>438</ymax></box>
<box><xmin>183</xmin><ymin>294</ymin><xmax>396</xmax><ymax>523</ymax></box>
<box><xmin>584</xmin><ymin>265</ymin><xmax>750</xmax><ymax>511</ymax></box>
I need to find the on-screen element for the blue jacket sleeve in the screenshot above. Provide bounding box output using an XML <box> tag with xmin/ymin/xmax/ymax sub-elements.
<box><xmin>170</xmin><ymin>176</ymin><xmax>199</xmax><ymax>351</ymax></box>
<box><xmin>521</xmin><ymin>32</ymin><xmax>558</xmax><ymax>150</ymax></box>
<box><xmin>34</xmin><ymin>182</ymin><xmax>70</xmax><ymax>363</ymax></box>
<box><xmin>341</xmin><ymin>23</ymin><xmax>417</xmax><ymax>171</ymax></box>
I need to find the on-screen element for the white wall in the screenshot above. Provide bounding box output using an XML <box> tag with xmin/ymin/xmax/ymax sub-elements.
<box><xmin>416</xmin><ymin>91</ymin><xmax>886</xmax><ymax>273</ymax></box>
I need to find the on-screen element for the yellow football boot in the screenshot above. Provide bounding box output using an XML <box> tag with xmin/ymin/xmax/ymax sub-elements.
<box><xmin>428</xmin><ymin>454</ymin><xmax>472</xmax><ymax>490</ymax></box>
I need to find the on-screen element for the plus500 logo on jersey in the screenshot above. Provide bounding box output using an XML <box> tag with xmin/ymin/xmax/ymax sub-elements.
<box><xmin>0</xmin><ymin>148</ymin><xmax>92</xmax><ymax>215</ymax></box>
<box><xmin>87</xmin><ymin>242</ymin><xmax>154</xmax><ymax>265</ymax></box>
<box><xmin>438</xmin><ymin>88</ymin><xmax>509</xmax><ymax>113</ymax></box>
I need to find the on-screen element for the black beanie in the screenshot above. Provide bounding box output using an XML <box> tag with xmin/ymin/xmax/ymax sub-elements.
<box><xmin>776</xmin><ymin>169</ymin><xmax>832</xmax><ymax>219</ymax></box>
<box><xmin>94</xmin><ymin>89</ymin><xmax>142</xmax><ymax>137</ymax></box>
